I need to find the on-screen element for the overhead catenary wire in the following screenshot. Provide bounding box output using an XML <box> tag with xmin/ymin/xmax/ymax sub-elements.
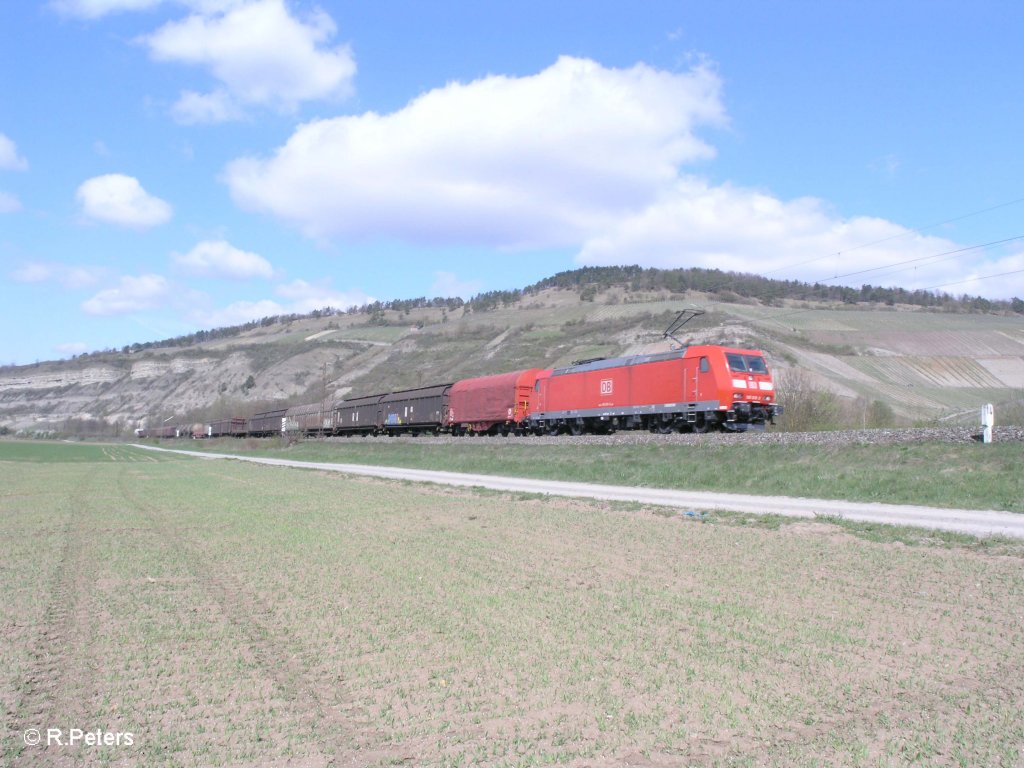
<box><xmin>760</xmin><ymin>195</ymin><xmax>1024</xmax><ymax>277</ymax></box>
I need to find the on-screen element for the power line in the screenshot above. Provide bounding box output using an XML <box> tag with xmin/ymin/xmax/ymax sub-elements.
<box><xmin>761</xmin><ymin>195</ymin><xmax>1024</xmax><ymax>277</ymax></box>
<box><xmin>815</xmin><ymin>234</ymin><xmax>1024</xmax><ymax>284</ymax></box>
<box><xmin>920</xmin><ymin>266</ymin><xmax>1024</xmax><ymax>292</ymax></box>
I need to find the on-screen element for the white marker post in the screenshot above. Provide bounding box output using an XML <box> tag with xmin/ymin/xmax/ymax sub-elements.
<box><xmin>981</xmin><ymin>403</ymin><xmax>994</xmax><ymax>444</ymax></box>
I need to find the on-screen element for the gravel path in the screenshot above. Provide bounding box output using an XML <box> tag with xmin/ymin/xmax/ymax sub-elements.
<box><xmin>134</xmin><ymin>439</ymin><xmax>1024</xmax><ymax>539</ymax></box>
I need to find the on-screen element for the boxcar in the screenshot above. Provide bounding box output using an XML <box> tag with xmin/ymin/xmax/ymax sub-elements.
<box><xmin>248</xmin><ymin>408</ymin><xmax>288</xmax><ymax>437</ymax></box>
<box><xmin>333</xmin><ymin>393</ymin><xmax>385</xmax><ymax>436</ymax></box>
<box><xmin>530</xmin><ymin>345</ymin><xmax>781</xmax><ymax>434</ymax></box>
<box><xmin>379</xmin><ymin>384</ymin><xmax>452</xmax><ymax>435</ymax></box>
<box><xmin>209</xmin><ymin>417</ymin><xmax>247</xmax><ymax>437</ymax></box>
<box><xmin>446</xmin><ymin>368</ymin><xmax>548</xmax><ymax>435</ymax></box>
<box><xmin>285</xmin><ymin>401</ymin><xmax>334</xmax><ymax>436</ymax></box>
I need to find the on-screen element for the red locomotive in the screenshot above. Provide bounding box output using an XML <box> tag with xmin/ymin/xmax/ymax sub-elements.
<box><xmin>528</xmin><ymin>345</ymin><xmax>779</xmax><ymax>434</ymax></box>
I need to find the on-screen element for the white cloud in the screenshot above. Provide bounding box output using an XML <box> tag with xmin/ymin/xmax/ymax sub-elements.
<box><xmin>51</xmin><ymin>0</ymin><xmax>165</xmax><ymax>18</ymax></box>
<box><xmin>191</xmin><ymin>279</ymin><xmax>372</xmax><ymax>327</ymax></box>
<box><xmin>431</xmin><ymin>271</ymin><xmax>482</xmax><ymax>299</ymax></box>
<box><xmin>225</xmin><ymin>56</ymin><xmax>724</xmax><ymax>244</ymax></box>
<box><xmin>274</xmin><ymin>278</ymin><xmax>371</xmax><ymax>313</ymax></box>
<box><xmin>11</xmin><ymin>262</ymin><xmax>105</xmax><ymax>288</ymax></box>
<box><xmin>170</xmin><ymin>89</ymin><xmax>245</xmax><ymax>125</ymax></box>
<box><xmin>82</xmin><ymin>274</ymin><xmax>171</xmax><ymax>315</ymax></box>
<box><xmin>143</xmin><ymin>0</ymin><xmax>356</xmax><ymax>122</ymax></box>
<box><xmin>76</xmin><ymin>173</ymin><xmax>173</xmax><ymax>229</ymax></box>
<box><xmin>0</xmin><ymin>133</ymin><xmax>28</xmax><ymax>171</ymax></box>
<box><xmin>54</xmin><ymin>341</ymin><xmax>90</xmax><ymax>356</ymax></box>
<box><xmin>0</xmin><ymin>191</ymin><xmax>21</xmax><ymax>213</ymax></box>
<box><xmin>574</xmin><ymin>177</ymin><xmax>1024</xmax><ymax>299</ymax></box>
<box><xmin>191</xmin><ymin>298</ymin><xmax>286</xmax><ymax>327</ymax></box>
<box><xmin>173</xmin><ymin>239</ymin><xmax>273</xmax><ymax>279</ymax></box>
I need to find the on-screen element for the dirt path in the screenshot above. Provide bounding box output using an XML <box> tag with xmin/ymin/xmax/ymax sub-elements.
<box><xmin>132</xmin><ymin>445</ymin><xmax>1024</xmax><ymax>539</ymax></box>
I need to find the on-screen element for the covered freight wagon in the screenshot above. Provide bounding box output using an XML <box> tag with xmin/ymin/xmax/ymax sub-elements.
<box><xmin>333</xmin><ymin>393</ymin><xmax>384</xmax><ymax>435</ymax></box>
<box><xmin>209</xmin><ymin>417</ymin><xmax>247</xmax><ymax>437</ymax></box>
<box><xmin>284</xmin><ymin>401</ymin><xmax>334</xmax><ymax>436</ymax></box>
<box><xmin>446</xmin><ymin>368</ymin><xmax>548</xmax><ymax>435</ymax></box>
<box><xmin>248</xmin><ymin>408</ymin><xmax>287</xmax><ymax>437</ymax></box>
<box><xmin>379</xmin><ymin>384</ymin><xmax>451</xmax><ymax>435</ymax></box>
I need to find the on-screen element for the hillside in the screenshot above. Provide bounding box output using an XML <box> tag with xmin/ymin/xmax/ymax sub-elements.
<box><xmin>2</xmin><ymin>269</ymin><xmax>1023</xmax><ymax>435</ymax></box>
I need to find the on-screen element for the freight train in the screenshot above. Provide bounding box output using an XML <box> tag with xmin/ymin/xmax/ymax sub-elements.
<box><xmin>138</xmin><ymin>344</ymin><xmax>783</xmax><ymax>439</ymax></box>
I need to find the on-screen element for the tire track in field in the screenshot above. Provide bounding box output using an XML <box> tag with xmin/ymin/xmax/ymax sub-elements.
<box><xmin>111</xmin><ymin>464</ymin><xmax>398</xmax><ymax>766</ymax></box>
<box><xmin>6</xmin><ymin>476</ymin><xmax>100</xmax><ymax>768</ymax></box>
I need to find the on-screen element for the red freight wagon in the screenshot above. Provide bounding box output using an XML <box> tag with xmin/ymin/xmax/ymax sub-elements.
<box><xmin>530</xmin><ymin>345</ymin><xmax>781</xmax><ymax>434</ymax></box>
<box><xmin>446</xmin><ymin>368</ymin><xmax>549</xmax><ymax>435</ymax></box>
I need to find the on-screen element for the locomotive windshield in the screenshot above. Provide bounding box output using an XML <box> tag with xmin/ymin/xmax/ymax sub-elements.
<box><xmin>726</xmin><ymin>353</ymin><xmax>768</xmax><ymax>374</ymax></box>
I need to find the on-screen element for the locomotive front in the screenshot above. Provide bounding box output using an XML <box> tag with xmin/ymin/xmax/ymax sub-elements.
<box><xmin>717</xmin><ymin>348</ymin><xmax>783</xmax><ymax>429</ymax></box>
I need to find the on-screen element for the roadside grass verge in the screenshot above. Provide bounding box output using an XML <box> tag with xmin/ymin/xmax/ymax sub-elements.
<box><xmin>165</xmin><ymin>437</ymin><xmax>1024</xmax><ymax>513</ymax></box>
<box><xmin>2</xmin><ymin>456</ymin><xmax>1022</xmax><ymax>766</ymax></box>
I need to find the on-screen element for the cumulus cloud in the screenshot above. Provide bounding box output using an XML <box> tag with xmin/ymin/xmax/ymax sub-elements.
<box><xmin>273</xmin><ymin>278</ymin><xmax>371</xmax><ymax>313</ymax></box>
<box><xmin>575</xmin><ymin>177</ymin><xmax>1024</xmax><ymax>298</ymax></box>
<box><xmin>0</xmin><ymin>191</ymin><xmax>21</xmax><ymax>213</ymax></box>
<box><xmin>0</xmin><ymin>133</ymin><xmax>29</xmax><ymax>171</ymax></box>
<box><xmin>173</xmin><ymin>239</ymin><xmax>273</xmax><ymax>279</ymax></box>
<box><xmin>50</xmin><ymin>0</ymin><xmax>165</xmax><ymax>17</ymax></box>
<box><xmin>219</xmin><ymin>52</ymin><xmax>1020</xmax><ymax>299</ymax></box>
<box><xmin>82</xmin><ymin>274</ymin><xmax>171</xmax><ymax>315</ymax></box>
<box><xmin>11</xmin><ymin>262</ymin><xmax>105</xmax><ymax>288</ymax></box>
<box><xmin>76</xmin><ymin>173</ymin><xmax>173</xmax><ymax>229</ymax></box>
<box><xmin>170</xmin><ymin>89</ymin><xmax>245</xmax><ymax>125</ymax></box>
<box><xmin>191</xmin><ymin>279</ymin><xmax>372</xmax><ymax>327</ymax></box>
<box><xmin>225</xmin><ymin>56</ymin><xmax>724</xmax><ymax>244</ymax></box>
<box><xmin>142</xmin><ymin>0</ymin><xmax>356</xmax><ymax>122</ymax></box>
<box><xmin>431</xmin><ymin>271</ymin><xmax>483</xmax><ymax>299</ymax></box>
<box><xmin>54</xmin><ymin>341</ymin><xmax>91</xmax><ymax>356</ymax></box>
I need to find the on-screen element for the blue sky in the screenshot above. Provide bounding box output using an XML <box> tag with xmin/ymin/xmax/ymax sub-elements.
<box><xmin>2</xmin><ymin>0</ymin><xmax>1023</xmax><ymax>365</ymax></box>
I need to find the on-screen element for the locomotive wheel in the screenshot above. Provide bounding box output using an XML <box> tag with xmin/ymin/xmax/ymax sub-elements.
<box><xmin>569</xmin><ymin>423</ymin><xmax>585</xmax><ymax>436</ymax></box>
<box><xmin>657</xmin><ymin>422</ymin><xmax>674</xmax><ymax>434</ymax></box>
<box><xmin>546</xmin><ymin>423</ymin><xmax>561</xmax><ymax>436</ymax></box>
<box><xmin>692</xmin><ymin>414</ymin><xmax>710</xmax><ymax>433</ymax></box>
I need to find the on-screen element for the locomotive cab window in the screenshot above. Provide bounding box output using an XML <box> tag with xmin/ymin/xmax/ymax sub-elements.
<box><xmin>726</xmin><ymin>353</ymin><xmax>768</xmax><ymax>374</ymax></box>
<box><xmin>699</xmin><ymin>357</ymin><xmax>709</xmax><ymax>373</ymax></box>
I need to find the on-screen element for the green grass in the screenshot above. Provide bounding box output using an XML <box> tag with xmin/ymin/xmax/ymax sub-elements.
<box><xmin>0</xmin><ymin>440</ymin><xmax>184</xmax><ymax>463</ymax></box>
<box><xmin>1</xmin><ymin>454</ymin><xmax>1022</xmax><ymax>766</ymax></box>
<box><xmin>170</xmin><ymin>437</ymin><xmax>1024</xmax><ymax>513</ymax></box>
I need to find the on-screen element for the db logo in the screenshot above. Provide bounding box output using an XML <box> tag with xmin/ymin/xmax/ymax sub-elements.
<box><xmin>600</xmin><ymin>379</ymin><xmax>613</xmax><ymax>395</ymax></box>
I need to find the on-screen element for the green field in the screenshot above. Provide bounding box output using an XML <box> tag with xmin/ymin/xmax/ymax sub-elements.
<box><xmin>172</xmin><ymin>437</ymin><xmax>1024</xmax><ymax>514</ymax></box>
<box><xmin>2</xmin><ymin>441</ymin><xmax>1023</xmax><ymax>766</ymax></box>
